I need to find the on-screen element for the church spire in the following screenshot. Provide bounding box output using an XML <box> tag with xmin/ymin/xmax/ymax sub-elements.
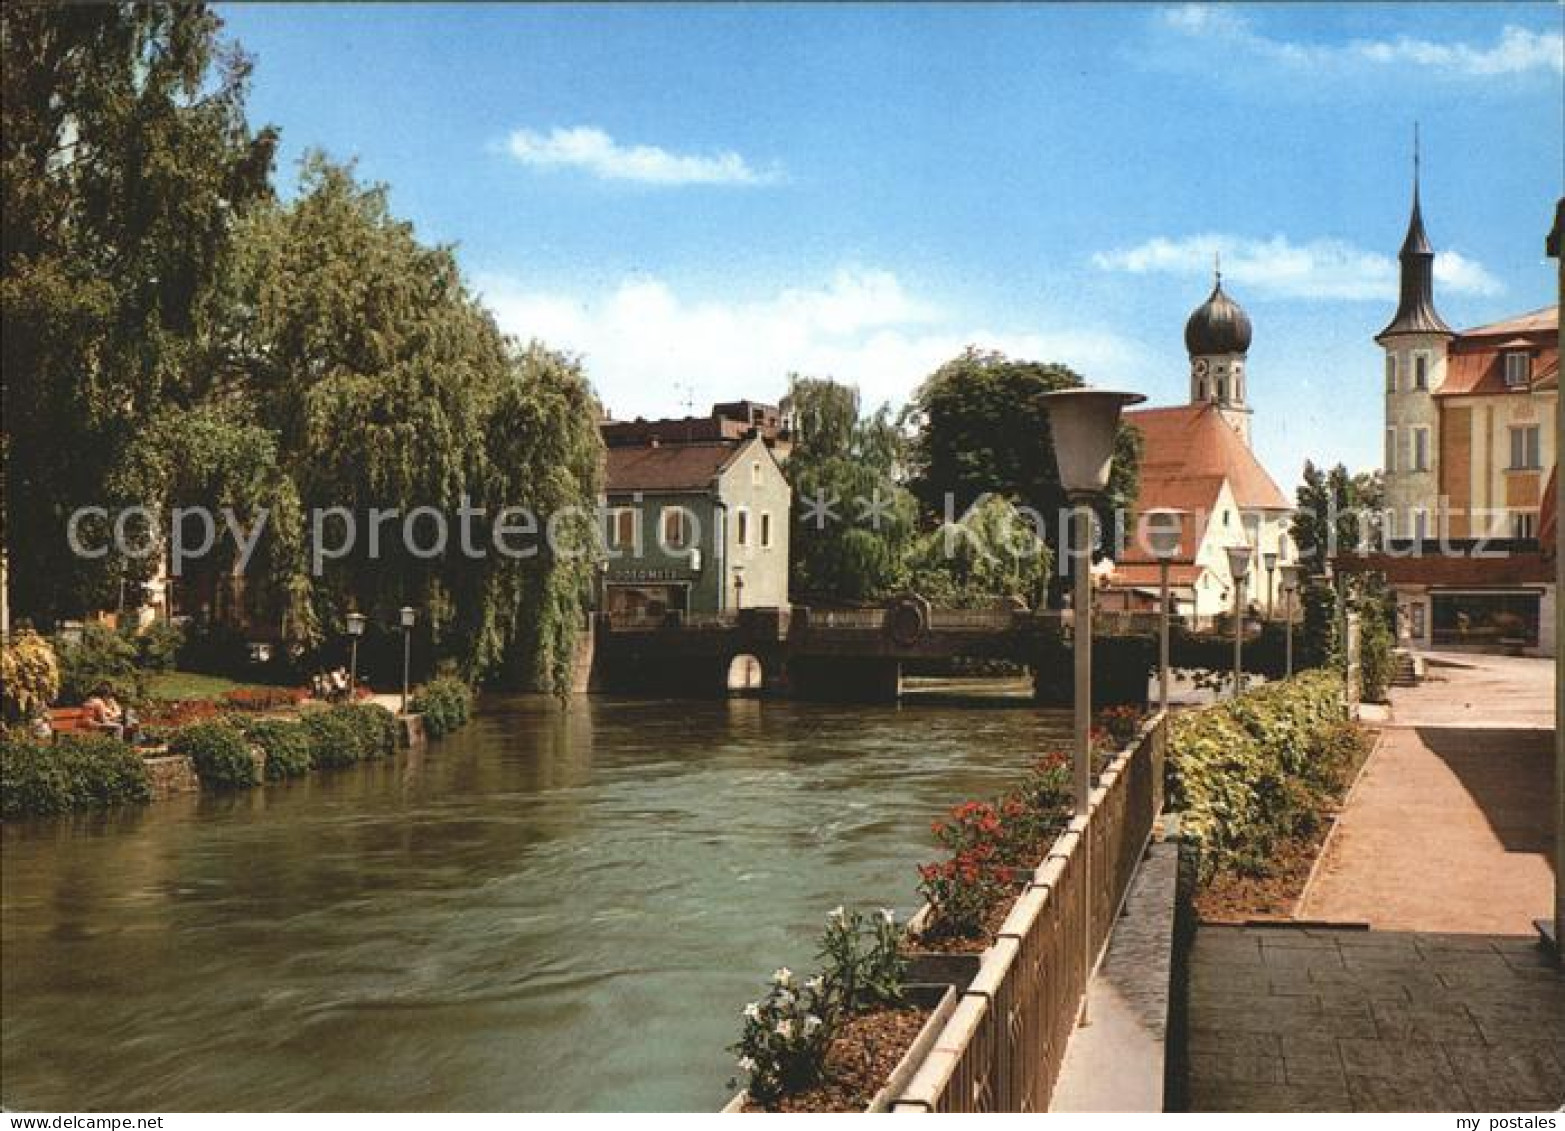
<box><xmin>1378</xmin><ymin>124</ymin><xmax>1452</xmax><ymax>341</ymax></box>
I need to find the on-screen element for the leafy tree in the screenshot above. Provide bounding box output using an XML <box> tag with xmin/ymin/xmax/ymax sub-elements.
<box><xmin>2</xmin><ymin>4</ymin><xmax>275</xmax><ymax>623</ymax></box>
<box><xmin>1291</xmin><ymin>461</ymin><xmax>1384</xmax><ymax>573</ymax></box>
<box><xmin>784</xmin><ymin>376</ymin><xmax>918</xmax><ymax>603</ymax></box>
<box><xmin>903</xmin><ymin>494</ymin><xmax>1053</xmax><ymax>608</ymax></box>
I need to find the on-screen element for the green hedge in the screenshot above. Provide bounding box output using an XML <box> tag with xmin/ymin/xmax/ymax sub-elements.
<box><xmin>298</xmin><ymin>703</ymin><xmax>397</xmax><ymax>768</ymax></box>
<box><xmin>410</xmin><ymin>677</ymin><xmax>473</xmax><ymax>739</ymax></box>
<box><xmin>54</xmin><ymin>624</ymin><xmax>145</xmax><ymax>704</ymax></box>
<box><xmin>243</xmin><ymin>718</ymin><xmax>314</xmax><ymax>780</ymax></box>
<box><xmin>169</xmin><ymin>721</ymin><xmax>259</xmax><ymax>791</ymax></box>
<box><xmin>1</xmin><ymin>734</ymin><xmax>152</xmax><ymax>819</ymax></box>
<box><xmin>331</xmin><ymin>703</ymin><xmax>398</xmax><ymax>760</ymax></box>
<box><xmin>1167</xmin><ymin>670</ymin><xmax>1357</xmax><ymax>880</ymax></box>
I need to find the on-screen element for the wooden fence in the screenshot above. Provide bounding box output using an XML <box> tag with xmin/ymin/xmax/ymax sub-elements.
<box><xmin>891</xmin><ymin>713</ymin><xmax>1166</xmax><ymax>1112</ymax></box>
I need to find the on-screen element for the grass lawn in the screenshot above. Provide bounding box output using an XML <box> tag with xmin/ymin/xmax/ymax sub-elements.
<box><xmin>143</xmin><ymin>670</ymin><xmax>263</xmax><ymax>701</ymax></box>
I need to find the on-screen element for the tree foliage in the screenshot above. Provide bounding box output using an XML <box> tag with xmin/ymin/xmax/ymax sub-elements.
<box><xmin>1292</xmin><ymin>461</ymin><xmax>1384</xmax><ymax>572</ymax></box>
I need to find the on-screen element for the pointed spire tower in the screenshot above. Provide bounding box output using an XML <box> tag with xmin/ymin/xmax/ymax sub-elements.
<box><xmin>1377</xmin><ymin>125</ymin><xmax>1454</xmax><ymax>342</ymax></box>
<box><xmin>1379</xmin><ymin>125</ymin><xmax>1449</xmax><ymax>546</ymax></box>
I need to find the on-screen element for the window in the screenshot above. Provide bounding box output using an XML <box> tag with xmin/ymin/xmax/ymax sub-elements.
<box><xmin>1216</xmin><ymin>378</ymin><xmax>1227</xmax><ymax>402</ymax></box>
<box><xmin>1509</xmin><ymin>425</ymin><xmax>1541</xmax><ymax>470</ymax></box>
<box><xmin>661</xmin><ymin>507</ymin><xmax>690</xmax><ymax>550</ymax></box>
<box><xmin>751</xmin><ymin>460</ymin><xmax>763</xmax><ymax>486</ymax></box>
<box><xmin>1513</xmin><ymin>512</ymin><xmax>1537</xmax><ymax>540</ymax></box>
<box><xmin>1504</xmin><ymin>351</ymin><xmax>1531</xmax><ymax>389</ymax></box>
<box><xmin>1385</xmin><ymin>355</ymin><xmax>1398</xmax><ymax>394</ymax></box>
<box><xmin>1197</xmin><ymin>380</ymin><xmax>1206</xmax><ymax>400</ymax></box>
<box><xmin>735</xmin><ymin>509</ymin><xmax>749</xmax><ymax>547</ymax></box>
<box><xmin>609</xmin><ymin>508</ymin><xmax>636</xmax><ymax>550</ymax></box>
<box><xmin>760</xmin><ymin>512</ymin><xmax>773</xmax><ymax>548</ymax></box>
<box><xmin>1385</xmin><ymin>426</ymin><xmax>1397</xmax><ymax>473</ymax></box>
<box><xmin>1411</xmin><ymin>509</ymin><xmax>1427</xmax><ymax>542</ymax></box>
<box><xmin>1413</xmin><ymin>353</ymin><xmax>1428</xmax><ymax>391</ymax></box>
<box><xmin>1411</xmin><ymin>426</ymin><xmax>1430</xmax><ymax>472</ymax></box>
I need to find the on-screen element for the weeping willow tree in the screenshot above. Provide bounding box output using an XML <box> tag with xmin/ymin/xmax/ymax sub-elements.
<box><xmin>214</xmin><ymin>155</ymin><xmax>603</xmax><ymax>690</ymax></box>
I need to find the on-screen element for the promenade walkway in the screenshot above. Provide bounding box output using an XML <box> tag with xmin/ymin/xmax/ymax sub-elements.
<box><xmin>1187</xmin><ymin>654</ymin><xmax>1562</xmax><ymax>1112</ymax></box>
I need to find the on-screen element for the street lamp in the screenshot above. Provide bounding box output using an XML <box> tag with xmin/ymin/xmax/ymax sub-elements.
<box><xmin>1042</xmin><ymin>385</ymin><xmax>1144</xmax><ymax>1030</ymax></box>
<box><xmin>345</xmin><ymin>611</ymin><xmax>367</xmax><ymax>696</ymax></box>
<box><xmin>1143</xmin><ymin>508</ymin><xmax>1187</xmax><ymax>717</ymax></box>
<box><xmin>1225</xmin><ymin>545</ymin><xmax>1253</xmax><ymax>698</ymax></box>
<box><xmin>1279</xmin><ymin>563</ymin><xmax>1302</xmax><ymax>678</ymax></box>
<box><xmin>399</xmin><ymin>606</ymin><xmax>416</xmax><ymax>715</ymax></box>
<box><xmin>1263</xmin><ymin>550</ymin><xmax>1278</xmax><ymax>621</ymax></box>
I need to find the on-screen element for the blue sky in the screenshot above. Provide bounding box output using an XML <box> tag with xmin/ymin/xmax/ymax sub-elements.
<box><xmin>218</xmin><ymin>2</ymin><xmax>1562</xmax><ymax>489</ymax></box>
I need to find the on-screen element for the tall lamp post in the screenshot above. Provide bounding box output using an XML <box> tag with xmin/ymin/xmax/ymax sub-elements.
<box><xmin>1225</xmin><ymin>545</ymin><xmax>1252</xmax><ymax>698</ymax></box>
<box><xmin>1144</xmin><ymin>508</ymin><xmax>1187</xmax><ymax>717</ymax></box>
<box><xmin>1279</xmin><ymin>563</ymin><xmax>1302</xmax><ymax>678</ymax></box>
<box><xmin>399</xmin><ymin>606</ymin><xmax>416</xmax><ymax>715</ymax></box>
<box><xmin>346</xmin><ymin>612</ymin><xmax>367</xmax><ymax>696</ymax></box>
<box><xmin>1041</xmin><ymin>386</ymin><xmax>1145</xmax><ymax>1028</ymax></box>
<box><xmin>1263</xmin><ymin>550</ymin><xmax>1278</xmax><ymax>621</ymax></box>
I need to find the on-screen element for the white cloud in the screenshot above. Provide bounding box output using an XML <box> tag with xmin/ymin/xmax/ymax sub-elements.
<box><xmin>502</xmin><ymin>125</ymin><xmax>779</xmax><ymax>186</ymax></box>
<box><xmin>474</xmin><ymin>267</ymin><xmax>1149</xmax><ymax>417</ymax></box>
<box><xmin>1091</xmin><ymin>233</ymin><xmax>1502</xmax><ymax>300</ymax></box>
<box><xmin>1157</xmin><ymin>5</ymin><xmax>1563</xmax><ymax>78</ymax></box>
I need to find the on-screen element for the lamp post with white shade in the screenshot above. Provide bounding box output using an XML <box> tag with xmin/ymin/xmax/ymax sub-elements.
<box><xmin>346</xmin><ymin>611</ymin><xmax>367</xmax><ymax>696</ymax></box>
<box><xmin>1279</xmin><ymin>563</ymin><xmax>1302</xmax><ymax>678</ymax></box>
<box><xmin>1143</xmin><ymin>508</ymin><xmax>1187</xmax><ymax>717</ymax></box>
<box><xmin>1041</xmin><ymin>386</ymin><xmax>1144</xmax><ymax>1028</ymax></box>
<box><xmin>1225</xmin><ymin>545</ymin><xmax>1253</xmax><ymax>698</ymax></box>
<box><xmin>1263</xmin><ymin>550</ymin><xmax>1278</xmax><ymax>620</ymax></box>
<box><xmin>399</xmin><ymin>606</ymin><xmax>416</xmax><ymax>715</ymax></box>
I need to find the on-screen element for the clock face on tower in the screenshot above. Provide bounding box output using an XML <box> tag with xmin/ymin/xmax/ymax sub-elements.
<box><xmin>1193</xmin><ymin>358</ymin><xmax>1210</xmax><ymax>377</ymax></box>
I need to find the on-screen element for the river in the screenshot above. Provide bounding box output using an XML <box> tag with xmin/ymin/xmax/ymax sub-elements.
<box><xmin>1</xmin><ymin>692</ymin><xmax>1071</xmax><ymax>1111</ymax></box>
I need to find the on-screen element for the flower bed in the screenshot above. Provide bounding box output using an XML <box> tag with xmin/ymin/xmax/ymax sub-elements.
<box><xmin>725</xmin><ymin>707</ymin><xmax>1152</xmax><ymax>1112</ymax></box>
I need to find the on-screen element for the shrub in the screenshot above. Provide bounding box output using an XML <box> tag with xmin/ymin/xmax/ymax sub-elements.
<box><xmin>329</xmin><ymin>703</ymin><xmax>398</xmax><ymax>760</ymax></box>
<box><xmin>1167</xmin><ymin>670</ymin><xmax>1354</xmax><ymax>880</ymax></box>
<box><xmin>1</xmin><ymin>734</ymin><xmax>151</xmax><ymax>819</ymax></box>
<box><xmin>1</xmin><ymin>630</ymin><xmax>61</xmax><ymax>726</ymax></box>
<box><xmin>169</xmin><ymin>721</ymin><xmax>259</xmax><ymax>791</ymax></box>
<box><xmin>916</xmin><ymin>842</ymin><xmax>1008</xmax><ymax>939</ymax></box>
<box><xmin>243</xmin><ymin>719</ymin><xmax>314</xmax><ymax>780</ymax></box>
<box><xmin>410</xmin><ymin>677</ymin><xmax>473</xmax><ymax>739</ymax></box>
<box><xmin>132</xmin><ymin>621</ymin><xmax>185</xmax><ymax>672</ymax></box>
<box><xmin>1097</xmin><ymin>704</ymin><xmax>1143</xmax><ymax>747</ymax></box>
<box><xmin>730</xmin><ymin>967</ymin><xmax>834</xmax><ymax>1106</ymax></box>
<box><xmin>299</xmin><ymin>710</ymin><xmax>362</xmax><ymax>770</ymax></box>
<box><xmin>55</xmin><ymin>624</ymin><xmax>144</xmax><ymax>704</ymax></box>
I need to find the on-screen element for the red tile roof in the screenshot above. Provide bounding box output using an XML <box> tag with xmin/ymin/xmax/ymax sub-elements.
<box><xmin>604</xmin><ymin>442</ymin><xmax>742</xmax><ymax>492</ymax></box>
<box><xmin>1437</xmin><ymin>305</ymin><xmax>1559</xmax><ymax>397</ymax></box>
<box><xmin>1108</xmin><ymin>562</ymin><xmax>1208</xmax><ymax>589</ymax></box>
<box><xmin>1457</xmin><ymin>305</ymin><xmax>1558</xmax><ymax>339</ymax></box>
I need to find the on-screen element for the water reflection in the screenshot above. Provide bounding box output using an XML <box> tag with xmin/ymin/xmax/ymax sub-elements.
<box><xmin>2</xmin><ymin>694</ymin><xmax>1070</xmax><ymax>1111</ymax></box>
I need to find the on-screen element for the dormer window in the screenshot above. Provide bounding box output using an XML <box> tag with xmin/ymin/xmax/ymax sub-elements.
<box><xmin>1504</xmin><ymin>351</ymin><xmax>1531</xmax><ymax>389</ymax></box>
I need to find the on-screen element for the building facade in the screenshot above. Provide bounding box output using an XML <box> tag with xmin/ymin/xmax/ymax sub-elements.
<box><xmin>1373</xmin><ymin>165</ymin><xmax>1559</xmax><ymax>655</ymax></box>
<box><xmin>1107</xmin><ymin>275</ymin><xmax>1295</xmax><ymax>618</ymax></box>
<box><xmin>601</xmin><ymin>435</ymin><xmax>791</xmax><ymax>617</ymax></box>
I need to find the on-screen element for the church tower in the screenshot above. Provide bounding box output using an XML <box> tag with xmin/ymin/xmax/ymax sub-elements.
<box><xmin>1377</xmin><ymin>131</ymin><xmax>1452</xmax><ymax>543</ymax></box>
<box><xmin>1184</xmin><ymin>262</ymin><xmax>1254</xmax><ymax>447</ymax></box>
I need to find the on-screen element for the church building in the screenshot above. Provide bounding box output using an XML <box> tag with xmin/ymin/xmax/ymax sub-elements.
<box><xmin>1105</xmin><ymin>272</ymin><xmax>1296</xmax><ymax>618</ymax></box>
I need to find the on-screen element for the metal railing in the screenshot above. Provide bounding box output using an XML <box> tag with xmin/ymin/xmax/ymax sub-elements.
<box><xmin>891</xmin><ymin>715</ymin><xmax>1165</xmax><ymax>1112</ymax></box>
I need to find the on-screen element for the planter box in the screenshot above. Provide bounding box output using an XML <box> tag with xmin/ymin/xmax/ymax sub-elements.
<box><xmin>722</xmin><ymin>984</ymin><xmax>958</xmax><ymax>1113</ymax></box>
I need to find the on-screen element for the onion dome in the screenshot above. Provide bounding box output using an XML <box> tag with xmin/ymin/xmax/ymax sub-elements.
<box><xmin>1184</xmin><ymin>274</ymin><xmax>1252</xmax><ymax>356</ymax></box>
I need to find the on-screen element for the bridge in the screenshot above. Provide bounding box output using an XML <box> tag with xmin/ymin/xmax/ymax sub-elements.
<box><xmin>588</xmin><ymin>598</ymin><xmax>1163</xmax><ymax>703</ymax></box>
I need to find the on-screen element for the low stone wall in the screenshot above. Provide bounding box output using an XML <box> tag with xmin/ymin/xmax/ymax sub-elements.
<box><xmin>143</xmin><ymin>754</ymin><xmax>199</xmax><ymax>799</ymax></box>
<box><xmin>890</xmin><ymin>715</ymin><xmax>1166</xmax><ymax>1112</ymax></box>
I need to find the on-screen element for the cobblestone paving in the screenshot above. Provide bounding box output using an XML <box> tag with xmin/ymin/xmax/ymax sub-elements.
<box><xmin>1187</xmin><ymin>926</ymin><xmax>1565</xmax><ymax>1112</ymax></box>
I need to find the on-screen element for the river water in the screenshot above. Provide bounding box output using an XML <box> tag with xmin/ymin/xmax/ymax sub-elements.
<box><xmin>1</xmin><ymin>693</ymin><xmax>1071</xmax><ymax>1112</ymax></box>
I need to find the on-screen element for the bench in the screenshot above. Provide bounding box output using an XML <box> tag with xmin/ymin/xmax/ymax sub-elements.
<box><xmin>48</xmin><ymin>707</ymin><xmax>118</xmax><ymax>737</ymax></box>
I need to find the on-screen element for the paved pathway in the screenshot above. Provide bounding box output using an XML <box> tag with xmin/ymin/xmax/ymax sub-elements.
<box><xmin>1186</xmin><ymin>926</ymin><xmax>1565</xmax><ymax>1112</ymax></box>
<box><xmin>1188</xmin><ymin>654</ymin><xmax>1562</xmax><ymax>1112</ymax></box>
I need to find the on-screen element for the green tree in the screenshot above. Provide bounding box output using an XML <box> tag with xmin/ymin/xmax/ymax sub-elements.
<box><xmin>784</xmin><ymin>376</ymin><xmax>917</xmax><ymax>603</ymax></box>
<box><xmin>1291</xmin><ymin>461</ymin><xmax>1384</xmax><ymax>573</ymax></box>
<box><xmin>2</xmin><ymin>4</ymin><xmax>275</xmax><ymax>623</ymax></box>
<box><xmin>903</xmin><ymin>348</ymin><xmax>1139</xmax><ymax>588</ymax></box>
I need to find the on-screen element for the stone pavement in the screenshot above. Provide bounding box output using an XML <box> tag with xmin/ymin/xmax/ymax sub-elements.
<box><xmin>1186</xmin><ymin>925</ymin><xmax>1565</xmax><ymax>1112</ymax></box>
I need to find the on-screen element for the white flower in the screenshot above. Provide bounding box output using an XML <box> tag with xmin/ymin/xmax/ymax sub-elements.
<box><xmin>772</xmin><ymin>966</ymin><xmax>793</xmax><ymax>986</ymax></box>
<box><xmin>828</xmin><ymin>905</ymin><xmax>846</xmax><ymax>921</ymax></box>
<box><xmin>743</xmin><ymin>1002</ymin><xmax>761</xmax><ymax>1021</ymax></box>
<box><xmin>804</xmin><ymin>1014</ymin><xmax>823</xmax><ymax>1033</ymax></box>
<box><xmin>776</xmin><ymin>989</ymin><xmax>795</xmax><ymax>1007</ymax></box>
<box><xmin>737</xmin><ymin>1056</ymin><xmax>757</xmax><ymax>1073</ymax></box>
<box><xmin>879</xmin><ymin>907</ymin><xmax>897</xmax><ymax>925</ymax></box>
<box><xmin>804</xmin><ymin>975</ymin><xmax>824</xmax><ymax>994</ymax></box>
<box><xmin>775</xmin><ymin>1019</ymin><xmax>794</xmax><ymax>1039</ymax></box>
